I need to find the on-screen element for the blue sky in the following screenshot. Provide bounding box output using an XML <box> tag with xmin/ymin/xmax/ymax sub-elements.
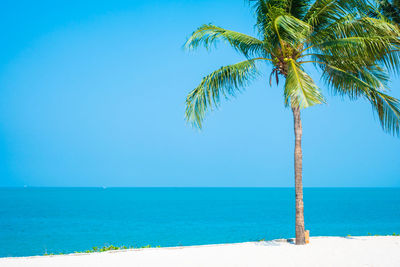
<box><xmin>0</xmin><ymin>0</ymin><xmax>399</xmax><ymax>187</ymax></box>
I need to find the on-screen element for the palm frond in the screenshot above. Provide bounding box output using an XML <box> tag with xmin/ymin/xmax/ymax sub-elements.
<box><xmin>369</xmin><ymin>90</ymin><xmax>400</xmax><ymax>136</ymax></box>
<box><xmin>250</xmin><ymin>0</ymin><xmax>310</xmax><ymax>18</ymax></box>
<box><xmin>274</xmin><ymin>15</ymin><xmax>312</xmax><ymax>46</ymax></box>
<box><xmin>286</xmin><ymin>0</ymin><xmax>311</xmax><ymax>18</ymax></box>
<box><xmin>304</xmin><ymin>0</ymin><xmax>347</xmax><ymax>30</ymax></box>
<box><xmin>184</xmin><ymin>24</ymin><xmax>264</xmax><ymax>58</ymax></box>
<box><xmin>309</xmin><ymin>16</ymin><xmax>400</xmax><ymax>72</ymax></box>
<box><xmin>304</xmin><ymin>0</ymin><xmax>372</xmax><ymax>30</ymax></box>
<box><xmin>284</xmin><ymin>59</ymin><xmax>325</xmax><ymax>108</ymax></box>
<box><xmin>250</xmin><ymin>0</ymin><xmax>271</xmax><ymax>38</ymax></box>
<box><xmin>376</xmin><ymin>0</ymin><xmax>400</xmax><ymax>23</ymax></box>
<box><xmin>185</xmin><ymin>59</ymin><xmax>260</xmax><ymax>128</ymax></box>
<box><xmin>319</xmin><ymin>62</ymin><xmax>400</xmax><ymax>135</ymax></box>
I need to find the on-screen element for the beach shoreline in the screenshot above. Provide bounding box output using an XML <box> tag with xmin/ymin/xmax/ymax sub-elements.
<box><xmin>1</xmin><ymin>236</ymin><xmax>399</xmax><ymax>266</ymax></box>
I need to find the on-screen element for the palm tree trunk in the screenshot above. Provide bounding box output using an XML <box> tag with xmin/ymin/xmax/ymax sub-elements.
<box><xmin>292</xmin><ymin>106</ymin><xmax>306</xmax><ymax>245</ymax></box>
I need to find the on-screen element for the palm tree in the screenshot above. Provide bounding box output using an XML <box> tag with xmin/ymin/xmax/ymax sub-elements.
<box><xmin>184</xmin><ymin>0</ymin><xmax>400</xmax><ymax>245</ymax></box>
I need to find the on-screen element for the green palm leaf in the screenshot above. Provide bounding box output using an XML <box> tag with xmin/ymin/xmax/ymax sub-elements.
<box><xmin>185</xmin><ymin>24</ymin><xmax>264</xmax><ymax>58</ymax></box>
<box><xmin>318</xmin><ymin>62</ymin><xmax>400</xmax><ymax>135</ymax></box>
<box><xmin>185</xmin><ymin>59</ymin><xmax>260</xmax><ymax>128</ymax></box>
<box><xmin>285</xmin><ymin>59</ymin><xmax>325</xmax><ymax>108</ymax></box>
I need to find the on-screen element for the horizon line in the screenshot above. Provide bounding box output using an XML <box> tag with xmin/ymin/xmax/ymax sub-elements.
<box><xmin>0</xmin><ymin>186</ymin><xmax>399</xmax><ymax>189</ymax></box>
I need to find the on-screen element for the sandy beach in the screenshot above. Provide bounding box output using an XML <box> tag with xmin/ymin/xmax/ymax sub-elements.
<box><xmin>1</xmin><ymin>236</ymin><xmax>399</xmax><ymax>267</ymax></box>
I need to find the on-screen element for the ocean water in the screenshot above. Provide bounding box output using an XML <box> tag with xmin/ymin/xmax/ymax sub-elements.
<box><xmin>0</xmin><ymin>187</ymin><xmax>399</xmax><ymax>257</ymax></box>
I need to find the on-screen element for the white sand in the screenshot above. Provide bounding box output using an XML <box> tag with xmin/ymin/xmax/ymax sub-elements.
<box><xmin>1</xmin><ymin>236</ymin><xmax>399</xmax><ymax>267</ymax></box>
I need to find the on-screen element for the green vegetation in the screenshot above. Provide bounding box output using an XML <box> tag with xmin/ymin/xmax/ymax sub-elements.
<box><xmin>44</xmin><ymin>244</ymin><xmax>160</xmax><ymax>256</ymax></box>
<box><xmin>367</xmin><ymin>232</ymin><xmax>400</xmax><ymax>236</ymax></box>
<box><xmin>376</xmin><ymin>0</ymin><xmax>400</xmax><ymax>24</ymax></box>
<box><xmin>184</xmin><ymin>0</ymin><xmax>400</xmax><ymax>245</ymax></box>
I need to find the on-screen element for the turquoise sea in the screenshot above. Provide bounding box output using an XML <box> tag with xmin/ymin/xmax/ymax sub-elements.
<box><xmin>0</xmin><ymin>187</ymin><xmax>399</xmax><ymax>257</ymax></box>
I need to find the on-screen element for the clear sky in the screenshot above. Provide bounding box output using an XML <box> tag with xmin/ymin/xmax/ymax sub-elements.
<box><xmin>0</xmin><ymin>0</ymin><xmax>399</xmax><ymax>187</ymax></box>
